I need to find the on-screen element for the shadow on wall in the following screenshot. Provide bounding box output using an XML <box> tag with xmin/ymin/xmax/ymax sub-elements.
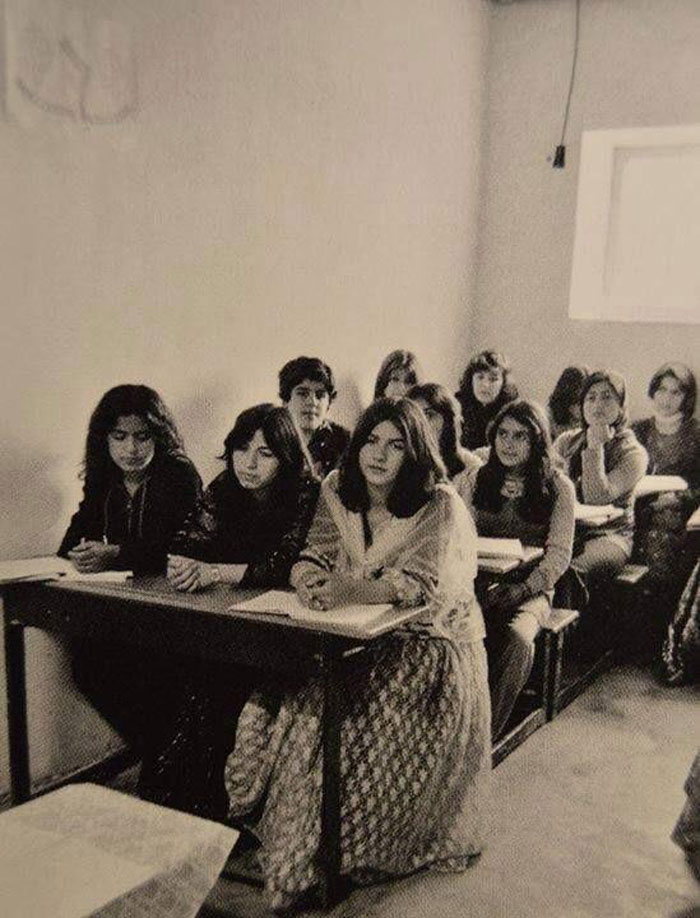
<box><xmin>0</xmin><ymin>440</ymin><xmax>65</xmax><ymax>559</ymax></box>
<box><xmin>334</xmin><ymin>374</ymin><xmax>364</xmax><ymax>432</ymax></box>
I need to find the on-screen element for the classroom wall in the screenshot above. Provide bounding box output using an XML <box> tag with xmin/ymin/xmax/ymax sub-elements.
<box><xmin>474</xmin><ymin>0</ymin><xmax>700</xmax><ymax>418</ymax></box>
<box><xmin>0</xmin><ymin>0</ymin><xmax>489</xmax><ymax>794</ymax></box>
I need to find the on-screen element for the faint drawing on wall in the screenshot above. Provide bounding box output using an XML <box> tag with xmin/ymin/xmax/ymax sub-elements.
<box><xmin>569</xmin><ymin>124</ymin><xmax>700</xmax><ymax>325</ymax></box>
<box><xmin>5</xmin><ymin>0</ymin><xmax>137</xmax><ymax>124</ymax></box>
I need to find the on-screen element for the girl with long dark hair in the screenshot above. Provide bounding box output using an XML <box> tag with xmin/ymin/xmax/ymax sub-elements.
<box><xmin>168</xmin><ymin>403</ymin><xmax>320</xmax><ymax>590</ymax></box>
<box><xmin>224</xmin><ymin>399</ymin><xmax>490</xmax><ymax>911</ymax></box>
<box><xmin>548</xmin><ymin>365</ymin><xmax>591</xmax><ymax>442</ymax></box>
<box><xmin>455</xmin><ymin>350</ymin><xmax>518</xmax><ymax>450</ymax></box>
<box><xmin>373</xmin><ymin>349</ymin><xmax>423</xmax><ymax>399</ymax></box>
<box><xmin>58</xmin><ymin>384</ymin><xmax>202</xmax><ymax>750</ymax></box>
<box><xmin>59</xmin><ymin>384</ymin><xmax>201</xmax><ymax>573</ymax></box>
<box><xmin>462</xmin><ymin>399</ymin><xmax>575</xmax><ymax>737</ymax></box>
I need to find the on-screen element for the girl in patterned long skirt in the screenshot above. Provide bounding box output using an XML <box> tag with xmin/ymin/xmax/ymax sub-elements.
<box><xmin>225</xmin><ymin>397</ymin><xmax>491</xmax><ymax>911</ymax></box>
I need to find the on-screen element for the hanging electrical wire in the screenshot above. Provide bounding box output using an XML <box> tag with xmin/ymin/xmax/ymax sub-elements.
<box><xmin>553</xmin><ymin>0</ymin><xmax>581</xmax><ymax>168</ymax></box>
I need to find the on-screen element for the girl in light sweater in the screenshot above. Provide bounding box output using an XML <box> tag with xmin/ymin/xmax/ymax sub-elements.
<box><xmin>553</xmin><ymin>370</ymin><xmax>647</xmax><ymax>591</ymax></box>
<box><xmin>462</xmin><ymin>400</ymin><xmax>575</xmax><ymax>738</ymax></box>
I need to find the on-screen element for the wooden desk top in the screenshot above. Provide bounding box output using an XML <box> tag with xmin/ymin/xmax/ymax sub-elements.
<box><xmin>20</xmin><ymin>577</ymin><xmax>426</xmax><ymax>642</ymax></box>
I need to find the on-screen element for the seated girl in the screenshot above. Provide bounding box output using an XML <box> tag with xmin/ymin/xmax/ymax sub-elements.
<box><xmin>278</xmin><ymin>355</ymin><xmax>350</xmax><ymax>479</ymax></box>
<box><xmin>139</xmin><ymin>404</ymin><xmax>320</xmax><ymax>816</ymax></box>
<box><xmin>548</xmin><ymin>365</ymin><xmax>591</xmax><ymax>442</ymax></box>
<box><xmin>168</xmin><ymin>403</ymin><xmax>320</xmax><ymax>590</ymax></box>
<box><xmin>631</xmin><ymin>362</ymin><xmax>699</xmax><ymax>592</ymax></box>
<box><xmin>461</xmin><ymin>400</ymin><xmax>575</xmax><ymax>738</ymax></box>
<box><xmin>407</xmin><ymin>381</ymin><xmax>482</xmax><ymax>499</ymax></box>
<box><xmin>58</xmin><ymin>384</ymin><xmax>202</xmax><ymax>750</ymax></box>
<box><xmin>59</xmin><ymin>384</ymin><xmax>202</xmax><ymax>574</ymax></box>
<box><xmin>373</xmin><ymin>349</ymin><xmax>423</xmax><ymax>399</ymax></box>
<box><xmin>553</xmin><ymin>370</ymin><xmax>647</xmax><ymax>595</ymax></box>
<box><xmin>224</xmin><ymin>398</ymin><xmax>491</xmax><ymax>912</ymax></box>
<box><xmin>455</xmin><ymin>349</ymin><xmax>519</xmax><ymax>450</ymax></box>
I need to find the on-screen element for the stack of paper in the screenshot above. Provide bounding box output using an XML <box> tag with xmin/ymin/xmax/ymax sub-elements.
<box><xmin>0</xmin><ymin>556</ymin><xmax>132</xmax><ymax>586</ymax></box>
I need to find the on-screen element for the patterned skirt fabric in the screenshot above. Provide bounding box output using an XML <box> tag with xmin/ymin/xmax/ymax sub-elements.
<box><xmin>224</xmin><ymin>630</ymin><xmax>491</xmax><ymax>911</ymax></box>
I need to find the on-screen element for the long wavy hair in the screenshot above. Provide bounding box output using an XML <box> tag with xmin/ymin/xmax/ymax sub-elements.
<box><xmin>548</xmin><ymin>365</ymin><xmax>591</xmax><ymax>430</ymax></box>
<box><xmin>648</xmin><ymin>361</ymin><xmax>697</xmax><ymax>419</ymax></box>
<box><xmin>373</xmin><ymin>350</ymin><xmax>423</xmax><ymax>399</ymax></box>
<box><xmin>407</xmin><ymin>382</ymin><xmax>469</xmax><ymax>478</ymax></box>
<box><xmin>83</xmin><ymin>385</ymin><xmax>185</xmax><ymax>490</ymax></box>
<box><xmin>456</xmin><ymin>349</ymin><xmax>518</xmax><ymax>412</ymax></box>
<box><xmin>220</xmin><ymin>404</ymin><xmax>309</xmax><ymax>498</ymax></box>
<box><xmin>338</xmin><ymin>398</ymin><xmax>446</xmax><ymax>517</ymax></box>
<box><xmin>568</xmin><ymin>369</ymin><xmax>630</xmax><ymax>481</ymax></box>
<box><xmin>473</xmin><ymin>399</ymin><xmax>556</xmax><ymax>524</ymax></box>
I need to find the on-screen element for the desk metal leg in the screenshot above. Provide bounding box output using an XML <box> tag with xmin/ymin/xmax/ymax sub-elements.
<box><xmin>318</xmin><ymin>640</ymin><xmax>344</xmax><ymax>908</ymax></box>
<box><xmin>3</xmin><ymin>609</ymin><xmax>31</xmax><ymax>804</ymax></box>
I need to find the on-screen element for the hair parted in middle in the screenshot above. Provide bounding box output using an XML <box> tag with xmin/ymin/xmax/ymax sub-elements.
<box><xmin>648</xmin><ymin>361</ymin><xmax>697</xmax><ymax>418</ymax></box>
<box><xmin>373</xmin><ymin>350</ymin><xmax>423</xmax><ymax>400</ymax></box>
<box><xmin>473</xmin><ymin>399</ymin><xmax>556</xmax><ymax>524</ymax></box>
<box><xmin>338</xmin><ymin>397</ymin><xmax>447</xmax><ymax>517</ymax></box>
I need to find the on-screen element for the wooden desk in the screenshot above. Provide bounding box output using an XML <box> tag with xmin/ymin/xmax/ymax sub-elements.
<box><xmin>3</xmin><ymin>577</ymin><xmax>424</xmax><ymax>906</ymax></box>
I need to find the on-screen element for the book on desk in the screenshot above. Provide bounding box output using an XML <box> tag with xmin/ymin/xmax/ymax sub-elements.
<box><xmin>0</xmin><ymin>556</ymin><xmax>132</xmax><ymax>586</ymax></box>
<box><xmin>476</xmin><ymin>538</ymin><xmax>544</xmax><ymax>574</ymax></box>
<box><xmin>634</xmin><ymin>474</ymin><xmax>688</xmax><ymax>499</ymax></box>
<box><xmin>228</xmin><ymin>589</ymin><xmax>397</xmax><ymax>637</ymax></box>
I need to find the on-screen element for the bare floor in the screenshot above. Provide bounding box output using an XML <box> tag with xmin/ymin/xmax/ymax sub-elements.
<box><xmin>199</xmin><ymin>665</ymin><xmax>700</xmax><ymax>918</ymax></box>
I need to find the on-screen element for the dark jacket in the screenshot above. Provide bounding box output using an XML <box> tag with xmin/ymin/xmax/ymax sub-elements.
<box><xmin>58</xmin><ymin>454</ymin><xmax>203</xmax><ymax>574</ymax></box>
<box><xmin>172</xmin><ymin>470</ymin><xmax>320</xmax><ymax>588</ymax></box>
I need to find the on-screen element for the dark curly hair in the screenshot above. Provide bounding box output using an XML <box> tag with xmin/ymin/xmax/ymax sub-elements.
<box><xmin>373</xmin><ymin>350</ymin><xmax>423</xmax><ymax>400</ymax></box>
<box><xmin>407</xmin><ymin>382</ymin><xmax>469</xmax><ymax>478</ymax></box>
<box><xmin>278</xmin><ymin>356</ymin><xmax>337</xmax><ymax>403</ymax></box>
<box><xmin>338</xmin><ymin>398</ymin><xmax>446</xmax><ymax>517</ymax></box>
<box><xmin>83</xmin><ymin>384</ymin><xmax>185</xmax><ymax>489</ymax></box>
<box><xmin>473</xmin><ymin>399</ymin><xmax>556</xmax><ymax>524</ymax></box>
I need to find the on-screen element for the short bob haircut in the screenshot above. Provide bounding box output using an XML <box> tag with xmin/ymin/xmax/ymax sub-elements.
<box><xmin>278</xmin><ymin>357</ymin><xmax>337</xmax><ymax>403</ymax></box>
<box><xmin>579</xmin><ymin>369</ymin><xmax>629</xmax><ymax>431</ymax></box>
<box><xmin>648</xmin><ymin>362</ymin><xmax>697</xmax><ymax>418</ymax></box>
<box><xmin>221</xmin><ymin>404</ymin><xmax>306</xmax><ymax>492</ymax></box>
<box><xmin>84</xmin><ymin>384</ymin><xmax>185</xmax><ymax>488</ymax></box>
<box><xmin>373</xmin><ymin>350</ymin><xmax>423</xmax><ymax>400</ymax></box>
<box><xmin>407</xmin><ymin>382</ymin><xmax>468</xmax><ymax>478</ymax></box>
<box><xmin>474</xmin><ymin>399</ymin><xmax>556</xmax><ymax>524</ymax></box>
<box><xmin>456</xmin><ymin>349</ymin><xmax>517</xmax><ymax>408</ymax></box>
<box><xmin>338</xmin><ymin>398</ymin><xmax>447</xmax><ymax>517</ymax></box>
<box><xmin>548</xmin><ymin>365</ymin><xmax>591</xmax><ymax>429</ymax></box>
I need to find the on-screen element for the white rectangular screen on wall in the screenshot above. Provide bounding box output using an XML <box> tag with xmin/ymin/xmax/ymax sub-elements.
<box><xmin>569</xmin><ymin>124</ymin><xmax>700</xmax><ymax>324</ymax></box>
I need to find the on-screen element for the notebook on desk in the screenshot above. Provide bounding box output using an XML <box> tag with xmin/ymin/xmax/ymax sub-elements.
<box><xmin>477</xmin><ymin>545</ymin><xmax>544</xmax><ymax>574</ymax></box>
<box><xmin>634</xmin><ymin>475</ymin><xmax>688</xmax><ymax>498</ymax></box>
<box><xmin>0</xmin><ymin>556</ymin><xmax>132</xmax><ymax>586</ymax></box>
<box><xmin>574</xmin><ymin>503</ymin><xmax>624</xmax><ymax>527</ymax></box>
<box><xmin>228</xmin><ymin>589</ymin><xmax>395</xmax><ymax>634</ymax></box>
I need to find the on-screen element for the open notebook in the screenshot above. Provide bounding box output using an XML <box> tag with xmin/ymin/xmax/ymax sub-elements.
<box><xmin>0</xmin><ymin>556</ymin><xmax>132</xmax><ymax>586</ymax></box>
<box><xmin>228</xmin><ymin>589</ymin><xmax>395</xmax><ymax>634</ymax></box>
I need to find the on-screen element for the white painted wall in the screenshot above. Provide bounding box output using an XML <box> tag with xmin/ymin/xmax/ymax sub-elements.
<box><xmin>475</xmin><ymin>0</ymin><xmax>700</xmax><ymax>419</ymax></box>
<box><xmin>0</xmin><ymin>0</ymin><xmax>489</xmax><ymax>793</ymax></box>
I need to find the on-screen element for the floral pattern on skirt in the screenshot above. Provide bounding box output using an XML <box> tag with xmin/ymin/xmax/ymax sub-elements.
<box><xmin>224</xmin><ymin>629</ymin><xmax>491</xmax><ymax>911</ymax></box>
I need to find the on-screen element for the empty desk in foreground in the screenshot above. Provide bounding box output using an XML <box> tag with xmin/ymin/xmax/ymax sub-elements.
<box><xmin>0</xmin><ymin>783</ymin><xmax>237</xmax><ymax>918</ymax></box>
